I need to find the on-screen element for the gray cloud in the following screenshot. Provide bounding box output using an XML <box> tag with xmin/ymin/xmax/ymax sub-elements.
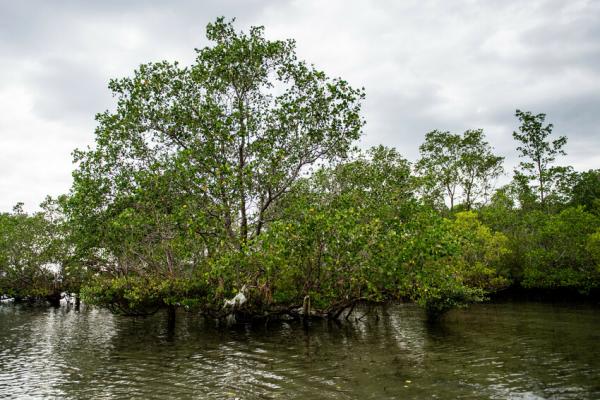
<box><xmin>1</xmin><ymin>0</ymin><xmax>599</xmax><ymax>211</ymax></box>
<box><xmin>29</xmin><ymin>58</ymin><xmax>110</xmax><ymax>123</ymax></box>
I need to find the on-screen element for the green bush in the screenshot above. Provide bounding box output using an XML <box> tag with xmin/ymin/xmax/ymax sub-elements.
<box><xmin>521</xmin><ymin>207</ymin><xmax>600</xmax><ymax>292</ymax></box>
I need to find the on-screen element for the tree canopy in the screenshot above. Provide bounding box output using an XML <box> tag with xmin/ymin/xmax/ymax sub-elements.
<box><xmin>65</xmin><ymin>18</ymin><xmax>364</xmax><ymax>282</ymax></box>
<box><xmin>1</xmin><ymin>19</ymin><xmax>599</xmax><ymax>320</ymax></box>
<box><xmin>513</xmin><ymin>109</ymin><xmax>569</xmax><ymax>209</ymax></box>
<box><xmin>416</xmin><ymin>129</ymin><xmax>503</xmax><ymax>211</ymax></box>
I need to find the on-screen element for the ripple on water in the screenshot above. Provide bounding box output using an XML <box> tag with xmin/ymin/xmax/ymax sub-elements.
<box><xmin>0</xmin><ymin>302</ymin><xmax>599</xmax><ymax>399</ymax></box>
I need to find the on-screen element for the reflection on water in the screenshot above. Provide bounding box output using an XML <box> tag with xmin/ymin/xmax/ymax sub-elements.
<box><xmin>1</xmin><ymin>301</ymin><xmax>599</xmax><ymax>399</ymax></box>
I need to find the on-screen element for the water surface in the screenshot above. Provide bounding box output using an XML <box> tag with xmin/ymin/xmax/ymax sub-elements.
<box><xmin>1</xmin><ymin>301</ymin><xmax>599</xmax><ymax>399</ymax></box>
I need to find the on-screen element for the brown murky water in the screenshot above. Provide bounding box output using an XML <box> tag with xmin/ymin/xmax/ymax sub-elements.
<box><xmin>1</xmin><ymin>301</ymin><xmax>599</xmax><ymax>399</ymax></box>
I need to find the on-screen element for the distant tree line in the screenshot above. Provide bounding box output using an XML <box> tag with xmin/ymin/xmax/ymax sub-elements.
<box><xmin>1</xmin><ymin>18</ymin><xmax>599</xmax><ymax>319</ymax></box>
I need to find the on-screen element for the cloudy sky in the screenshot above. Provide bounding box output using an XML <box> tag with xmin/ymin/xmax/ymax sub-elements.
<box><xmin>1</xmin><ymin>0</ymin><xmax>599</xmax><ymax>211</ymax></box>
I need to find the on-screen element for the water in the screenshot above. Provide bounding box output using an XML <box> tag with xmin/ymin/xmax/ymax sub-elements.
<box><xmin>1</xmin><ymin>301</ymin><xmax>599</xmax><ymax>399</ymax></box>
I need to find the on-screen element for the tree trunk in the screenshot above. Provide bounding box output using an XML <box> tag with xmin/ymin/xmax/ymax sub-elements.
<box><xmin>537</xmin><ymin>159</ymin><xmax>545</xmax><ymax>207</ymax></box>
<box><xmin>167</xmin><ymin>305</ymin><xmax>176</xmax><ymax>331</ymax></box>
<box><xmin>237</xmin><ymin>97</ymin><xmax>248</xmax><ymax>248</ymax></box>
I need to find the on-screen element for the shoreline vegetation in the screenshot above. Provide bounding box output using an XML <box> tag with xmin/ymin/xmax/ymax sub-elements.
<box><xmin>1</xmin><ymin>18</ymin><xmax>600</xmax><ymax>323</ymax></box>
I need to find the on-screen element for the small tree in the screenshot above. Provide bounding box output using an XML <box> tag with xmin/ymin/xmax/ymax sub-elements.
<box><xmin>512</xmin><ymin>109</ymin><xmax>567</xmax><ymax>208</ymax></box>
<box><xmin>416</xmin><ymin>129</ymin><xmax>503</xmax><ymax>211</ymax></box>
<box><xmin>0</xmin><ymin>203</ymin><xmax>58</xmax><ymax>300</ymax></box>
<box><xmin>570</xmin><ymin>169</ymin><xmax>600</xmax><ymax>214</ymax></box>
<box><xmin>416</xmin><ymin>130</ymin><xmax>461</xmax><ymax>210</ymax></box>
<box><xmin>458</xmin><ymin>129</ymin><xmax>504</xmax><ymax>209</ymax></box>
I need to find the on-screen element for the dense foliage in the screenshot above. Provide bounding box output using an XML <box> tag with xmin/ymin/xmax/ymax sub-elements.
<box><xmin>0</xmin><ymin>204</ymin><xmax>56</xmax><ymax>299</ymax></box>
<box><xmin>2</xmin><ymin>19</ymin><xmax>599</xmax><ymax>320</ymax></box>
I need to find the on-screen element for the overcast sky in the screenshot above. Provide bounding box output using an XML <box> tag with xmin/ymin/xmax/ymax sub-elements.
<box><xmin>1</xmin><ymin>0</ymin><xmax>599</xmax><ymax>212</ymax></box>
